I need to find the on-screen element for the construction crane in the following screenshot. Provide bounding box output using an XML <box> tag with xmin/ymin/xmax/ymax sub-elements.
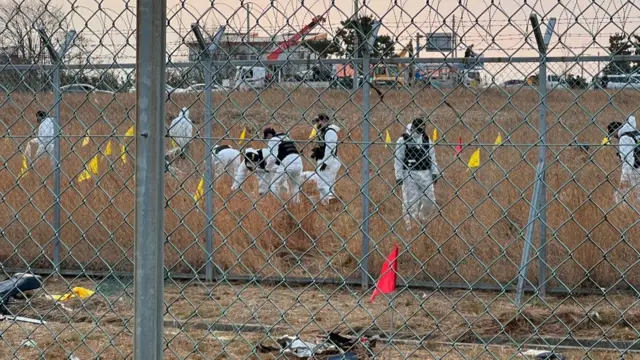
<box><xmin>266</xmin><ymin>16</ymin><xmax>327</xmax><ymax>60</ymax></box>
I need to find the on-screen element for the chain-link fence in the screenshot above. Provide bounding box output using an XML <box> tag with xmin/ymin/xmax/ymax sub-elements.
<box><xmin>2</xmin><ymin>0</ymin><xmax>640</xmax><ymax>358</ymax></box>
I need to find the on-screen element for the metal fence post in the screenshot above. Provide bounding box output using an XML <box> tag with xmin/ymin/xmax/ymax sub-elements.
<box><xmin>359</xmin><ymin>21</ymin><xmax>381</xmax><ymax>289</ymax></box>
<box><xmin>191</xmin><ymin>25</ymin><xmax>225</xmax><ymax>282</ymax></box>
<box><xmin>36</xmin><ymin>28</ymin><xmax>76</xmax><ymax>275</ymax></box>
<box><xmin>515</xmin><ymin>15</ymin><xmax>555</xmax><ymax>306</ymax></box>
<box><xmin>134</xmin><ymin>0</ymin><xmax>166</xmax><ymax>357</ymax></box>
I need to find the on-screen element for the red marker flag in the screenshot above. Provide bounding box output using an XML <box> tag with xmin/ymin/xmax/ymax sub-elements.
<box><xmin>455</xmin><ymin>137</ymin><xmax>463</xmax><ymax>157</ymax></box>
<box><xmin>370</xmin><ymin>244</ymin><xmax>399</xmax><ymax>303</ymax></box>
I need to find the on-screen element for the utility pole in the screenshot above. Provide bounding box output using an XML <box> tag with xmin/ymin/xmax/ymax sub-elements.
<box><xmin>352</xmin><ymin>0</ymin><xmax>359</xmax><ymax>90</ymax></box>
<box><xmin>452</xmin><ymin>15</ymin><xmax>457</xmax><ymax>57</ymax></box>
<box><xmin>246</xmin><ymin>3</ymin><xmax>250</xmax><ymax>36</ymax></box>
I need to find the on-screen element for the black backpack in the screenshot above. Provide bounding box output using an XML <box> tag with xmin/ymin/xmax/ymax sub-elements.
<box><xmin>620</xmin><ymin>131</ymin><xmax>640</xmax><ymax>168</ymax></box>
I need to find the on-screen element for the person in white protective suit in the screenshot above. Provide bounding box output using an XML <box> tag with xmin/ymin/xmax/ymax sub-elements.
<box><xmin>232</xmin><ymin>147</ymin><xmax>288</xmax><ymax>196</ymax></box>
<box><xmin>302</xmin><ymin>114</ymin><xmax>342</xmax><ymax>205</ymax></box>
<box><xmin>608</xmin><ymin>116</ymin><xmax>640</xmax><ymax>205</ymax></box>
<box><xmin>210</xmin><ymin>144</ymin><xmax>242</xmax><ymax>184</ymax></box>
<box><xmin>166</xmin><ymin>107</ymin><xmax>193</xmax><ymax>163</ymax></box>
<box><xmin>27</xmin><ymin>110</ymin><xmax>55</xmax><ymax>164</ymax></box>
<box><xmin>264</xmin><ymin>127</ymin><xmax>303</xmax><ymax>204</ymax></box>
<box><xmin>394</xmin><ymin>117</ymin><xmax>440</xmax><ymax>227</ymax></box>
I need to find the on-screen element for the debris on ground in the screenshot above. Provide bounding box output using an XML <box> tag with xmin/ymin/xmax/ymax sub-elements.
<box><xmin>256</xmin><ymin>332</ymin><xmax>376</xmax><ymax>359</ymax></box>
<box><xmin>19</xmin><ymin>339</ymin><xmax>37</xmax><ymax>348</ymax></box>
<box><xmin>0</xmin><ymin>314</ymin><xmax>46</xmax><ymax>325</ymax></box>
<box><xmin>48</xmin><ymin>287</ymin><xmax>95</xmax><ymax>302</ymax></box>
<box><xmin>0</xmin><ymin>273</ymin><xmax>42</xmax><ymax>313</ymax></box>
<box><xmin>521</xmin><ymin>349</ymin><xmax>567</xmax><ymax>360</ymax></box>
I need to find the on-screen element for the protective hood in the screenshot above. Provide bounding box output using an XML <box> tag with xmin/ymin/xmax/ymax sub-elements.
<box><xmin>244</xmin><ymin>147</ymin><xmax>258</xmax><ymax>155</ymax></box>
<box><xmin>405</xmin><ymin>123</ymin><xmax>412</xmax><ymax>133</ymax></box>
<box><xmin>325</xmin><ymin>124</ymin><xmax>340</xmax><ymax>133</ymax></box>
<box><xmin>619</xmin><ymin>115</ymin><xmax>637</xmax><ymax>136</ymax></box>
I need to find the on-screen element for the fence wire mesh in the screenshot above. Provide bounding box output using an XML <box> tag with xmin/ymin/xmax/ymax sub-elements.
<box><xmin>1</xmin><ymin>0</ymin><xmax>640</xmax><ymax>358</ymax></box>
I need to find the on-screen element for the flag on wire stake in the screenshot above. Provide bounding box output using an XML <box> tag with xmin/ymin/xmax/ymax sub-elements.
<box><xmin>601</xmin><ymin>137</ymin><xmax>610</xmax><ymax>145</ymax></box>
<box><xmin>105</xmin><ymin>140</ymin><xmax>112</xmax><ymax>156</ymax></box>
<box><xmin>432</xmin><ymin>128</ymin><xmax>438</xmax><ymax>142</ymax></box>
<box><xmin>19</xmin><ymin>155</ymin><xmax>28</xmax><ymax>178</ymax></box>
<box><xmin>194</xmin><ymin>177</ymin><xmax>205</xmax><ymax>204</ymax></box>
<box><xmin>78</xmin><ymin>154</ymin><xmax>100</xmax><ymax>182</ymax></box>
<box><xmin>239</xmin><ymin>128</ymin><xmax>247</xmax><ymax>145</ymax></box>
<box><xmin>494</xmin><ymin>133</ymin><xmax>502</xmax><ymax>145</ymax></box>
<box><xmin>385</xmin><ymin>129</ymin><xmax>391</xmax><ymax>147</ymax></box>
<box><xmin>467</xmin><ymin>149</ymin><xmax>480</xmax><ymax>172</ymax></box>
<box><xmin>309</xmin><ymin>126</ymin><xmax>317</xmax><ymax>139</ymax></box>
<box><xmin>81</xmin><ymin>131</ymin><xmax>90</xmax><ymax>147</ymax></box>
<box><xmin>370</xmin><ymin>244</ymin><xmax>399</xmax><ymax>303</ymax></box>
<box><xmin>455</xmin><ymin>137</ymin><xmax>463</xmax><ymax>157</ymax></box>
<box><xmin>120</xmin><ymin>126</ymin><xmax>134</xmax><ymax>164</ymax></box>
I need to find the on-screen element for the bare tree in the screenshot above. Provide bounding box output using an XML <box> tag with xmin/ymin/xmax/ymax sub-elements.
<box><xmin>0</xmin><ymin>0</ymin><xmax>77</xmax><ymax>63</ymax></box>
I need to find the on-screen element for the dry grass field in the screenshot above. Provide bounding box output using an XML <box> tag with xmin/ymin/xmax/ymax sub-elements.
<box><xmin>1</xmin><ymin>86</ymin><xmax>639</xmax><ymax>291</ymax></box>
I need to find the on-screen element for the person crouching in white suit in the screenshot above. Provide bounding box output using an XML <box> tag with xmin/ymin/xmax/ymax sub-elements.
<box><xmin>394</xmin><ymin>117</ymin><xmax>440</xmax><ymax>228</ymax></box>
<box><xmin>264</xmin><ymin>127</ymin><xmax>303</xmax><ymax>204</ymax></box>
<box><xmin>166</xmin><ymin>107</ymin><xmax>193</xmax><ymax>163</ymax></box>
<box><xmin>27</xmin><ymin>110</ymin><xmax>55</xmax><ymax>165</ymax></box>
<box><xmin>211</xmin><ymin>144</ymin><xmax>242</xmax><ymax>184</ymax></box>
<box><xmin>232</xmin><ymin>147</ymin><xmax>289</xmax><ymax>197</ymax></box>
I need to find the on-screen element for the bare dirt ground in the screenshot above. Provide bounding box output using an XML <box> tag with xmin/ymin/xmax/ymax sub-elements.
<box><xmin>2</xmin><ymin>276</ymin><xmax>639</xmax><ymax>358</ymax></box>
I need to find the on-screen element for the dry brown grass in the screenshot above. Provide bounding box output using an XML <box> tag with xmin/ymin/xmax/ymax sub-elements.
<box><xmin>1</xmin><ymin>87</ymin><xmax>639</xmax><ymax>289</ymax></box>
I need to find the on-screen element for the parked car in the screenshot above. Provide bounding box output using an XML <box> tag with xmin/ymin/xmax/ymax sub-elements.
<box><xmin>174</xmin><ymin>83</ymin><xmax>227</xmax><ymax>93</ymax></box>
<box><xmin>61</xmin><ymin>84</ymin><xmax>114</xmax><ymax>94</ymax></box>
<box><xmin>128</xmin><ymin>84</ymin><xmax>176</xmax><ymax>94</ymax></box>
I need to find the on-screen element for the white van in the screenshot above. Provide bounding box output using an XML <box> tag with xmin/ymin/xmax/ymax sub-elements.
<box><xmin>233</xmin><ymin>66</ymin><xmax>269</xmax><ymax>91</ymax></box>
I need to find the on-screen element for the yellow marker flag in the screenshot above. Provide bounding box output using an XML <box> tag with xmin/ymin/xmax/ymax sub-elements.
<box><xmin>432</xmin><ymin>128</ymin><xmax>438</xmax><ymax>142</ymax></box>
<box><xmin>120</xmin><ymin>145</ymin><xmax>127</xmax><ymax>164</ymax></box>
<box><xmin>19</xmin><ymin>155</ymin><xmax>28</xmax><ymax>178</ymax></box>
<box><xmin>494</xmin><ymin>133</ymin><xmax>503</xmax><ymax>145</ymax></box>
<box><xmin>239</xmin><ymin>128</ymin><xmax>247</xmax><ymax>145</ymax></box>
<box><xmin>121</xmin><ymin>126</ymin><xmax>135</xmax><ymax>164</ymax></box>
<box><xmin>467</xmin><ymin>148</ymin><xmax>480</xmax><ymax>171</ymax></box>
<box><xmin>309</xmin><ymin>127</ymin><xmax>317</xmax><ymax>139</ymax></box>
<box><xmin>194</xmin><ymin>177</ymin><xmax>205</xmax><ymax>203</ymax></box>
<box><xmin>385</xmin><ymin>129</ymin><xmax>391</xmax><ymax>147</ymax></box>
<box><xmin>81</xmin><ymin>131</ymin><xmax>90</xmax><ymax>147</ymax></box>
<box><xmin>89</xmin><ymin>155</ymin><xmax>100</xmax><ymax>175</ymax></box>
<box><xmin>77</xmin><ymin>170</ymin><xmax>92</xmax><ymax>183</ymax></box>
<box><xmin>171</xmin><ymin>139</ymin><xmax>178</xmax><ymax>148</ymax></box>
<box><xmin>601</xmin><ymin>137</ymin><xmax>610</xmax><ymax>145</ymax></box>
<box><xmin>125</xmin><ymin>126</ymin><xmax>135</xmax><ymax>137</ymax></box>
<box><xmin>105</xmin><ymin>140</ymin><xmax>112</xmax><ymax>156</ymax></box>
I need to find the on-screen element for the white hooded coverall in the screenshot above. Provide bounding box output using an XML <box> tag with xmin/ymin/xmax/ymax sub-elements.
<box><xmin>233</xmin><ymin>147</ymin><xmax>288</xmax><ymax>195</ymax></box>
<box><xmin>616</xmin><ymin>115</ymin><xmax>640</xmax><ymax>204</ymax></box>
<box><xmin>302</xmin><ymin>124</ymin><xmax>341</xmax><ymax>203</ymax></box>
<box><xmin>167</xmin><ymin>107</ymin><xmax>193</xmax><ymax>160</ymax></box>
<box><xmin>211</xmin><ymin>145</ymin><xmax>242</xmax><ymax>186</ymax></box>
<box><xmin>394</xmin><ymin>128</ymin><xmax>439</xmax><ymax>225</ymax></box>
<box><xmin>30</xmin><ymin>116</ymin><xmax>55</xmax><ymax>162</ymax></box>
<box><xmin>267</xmin><ymin>134</ymin><xmax>303</xmax><ymax>203</ymax></box>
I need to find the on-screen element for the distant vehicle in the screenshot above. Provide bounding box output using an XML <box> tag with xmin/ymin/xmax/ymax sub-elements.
<box><xmin>501</xmin><ymin>79</ymin><xmax>527</xmax><ymax>87</ymax></box>
<box><xmin>231</xmin><ymin>66</ymin><xmax>270</xmax><ymax>91</ymax></box>
<box><xmin>174</xmin><ymin>83</ymin><xmax>227</xmax><ymax>94</ymax></box>
<box><xmin>602</xmin><ymin>74</ymin><xmax>640</xmax><ymax>90</ymax></box>
<box><xmin>526</xmin><ymin>74</ymin><xmax>568</xmax><ymax>89</ymax></box>
<box><xmin>61</xmin><ymin>84</ymin><xmax>114</xmax><ymax>94</ymax></box>
<box><xmin>128</xmin><ymin>84</ymin><xmax>175</xmax><ymax>94</ymax></box>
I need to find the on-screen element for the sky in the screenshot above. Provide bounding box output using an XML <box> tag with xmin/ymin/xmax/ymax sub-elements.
<box><xmin>33</xmin><ymin>0</ymin><xmax>640</xmax><ymax>80</ymax></box>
